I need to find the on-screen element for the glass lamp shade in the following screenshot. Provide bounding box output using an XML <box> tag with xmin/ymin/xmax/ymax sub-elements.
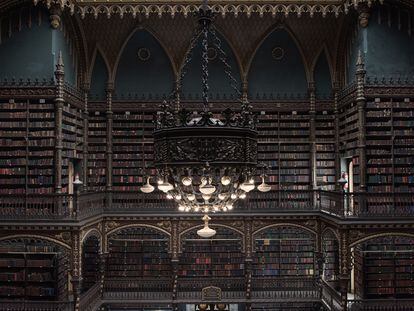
<box><xmin>221</xmin><ymin>175</ymin><xmax>231</xmax><ymax>186</ymax></box>
<box><xmin>226</xmin><ymin>203</ymin><xmax>233</xmax><ymax>210</ymax></box>
<box><xmin>166</xmin><ymin>193</ymin><xmax>173</xmax><ymax>199</ymax></box>
<box><xmin>178</xmin><ymin>205</ymin><xmax>185</xmax><ymax>211</ymax></box>
<box><xmin>140</xmin><ymin>177</ymin><xmax>154</xmax><ymax>193</ymax></box>
<box><xmin>257</xmin><ymin>177</ymin><xmax>271</xmax><ymax>192</ymax></box>
<box><xmin>239</xmin><ymin>192</ymin><xmax>247</xmax><ymax>199</ymax></box>
<box><xmin>230</xmin><ymin>193</ymin><xmax>237</xmax><ymax>200</ymax></box>
<box><xmin>182</xmin><ymin>176</ymin><xmax>192</xmax><ymax>186</ymax></box>
<box><xmin>199</xmin><ymin>183</ymin><xmax>216</xmax><ymax>195</ymax></box>
<box><xmin>218</xmin><ymin>193</ymin><xmax>227</xmax><ymax>200</ymax></box>
<box><xmin>202</xmin><ymin>194</ymin><xmax>211</xmax><ymax>201</ymax></box>
<box><xmin>240</xmin><ymin>179</ymin><xmax>255</xmax><ymax>192</ymax></box>
<box><xmin>158</xmin><ymin>181</ymin><xmax>174</xmax><ymax>192</ymax></box>
<box><xmin>197</xmin><ymin>215</ymin><xmax>216</xmax><ymax>238</ymax></box>
<box><xmin>187</xmin><ymin>193</ymin><xmax>196</xmax><ymax>201</ymax></box>
<box><xmin>73</xmin><ymin>174</ymin><xmax>83</xmax><ymax>185</ymax></box>
<box><xmin>174</xmin><ymin>194</ymin><xmax>182</xmax><ymax>200</ymax></box>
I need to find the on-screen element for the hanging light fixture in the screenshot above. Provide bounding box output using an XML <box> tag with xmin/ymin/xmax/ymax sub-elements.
<box><xmin>140</xmin><ymin>0</ymin><xmax>271</xmax><ymax>214</ymax></box>
<box><xmin>197</xmin><ymin>215</ymin><xmax>216</xmax><ymax>238</ymax></box>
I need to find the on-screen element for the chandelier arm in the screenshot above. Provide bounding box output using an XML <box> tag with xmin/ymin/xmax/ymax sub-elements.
<box><xmin>210</xmin><ymin>25</ymin><xmax>242</xmax><ymax>100</ymax></box>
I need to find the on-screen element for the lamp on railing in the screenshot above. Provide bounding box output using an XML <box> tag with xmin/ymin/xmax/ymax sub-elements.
<box><xmin>74</xmin><ymin>174</ymin><xmax>83</xmax><ymax>186</ymax></box>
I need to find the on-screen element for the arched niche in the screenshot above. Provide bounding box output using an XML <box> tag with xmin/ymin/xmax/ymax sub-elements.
<box><xmin>248</xmin><ymin>28</ymin><xmax>308</xmax><ymax>99</ymax></box>
<box><xmin>0</xmin><ymin>236</ymin><xmax>70</xmax><ymax>301</ymax></box>
<box><xmin>350</xmin><ymin>234</ymin><xmax>414</xmax><ymax>300</ymax></box>
<box><xmin>179</xmin><ymin>225</ymin><xmax>244</xmax><ymax>280</ymax></box>
<box><xmin>181</xmin><ymin>32</ymin><xmax>241</xmax><ymax>100</ymax></box>
<box><xmin>81</xmin><ymin>235</ymin><xmax>101</xmax><ymax>293</ymax></box>
<box><xmin>314</xmin><ymin>50</ymin><xmax>333</xmax><ymax>99</ymax></box>
<box><xmin>253</xmin><ymin>225</ymin><xmax>316</xmax><ymax>278</ymax></box>
<box><xmin>89</xmin><ymin>49</ymin><xmax>109</xmax><ymax>100</ymax></box>
<box><xmin>114</xmin><ymin>29</ymin><xmax>174</xmax><ymax>100</ymax></box>
<box><xmin>0</xmin><ymin>6</ymin><xmax>77</xmax><ymax>85</ymax></box>
<box><xmin>321</xmin><ymin>229</ymin><xmax>339</xmax><ymax>283</ymax></box>
<box><xmin>106</xmin><ymin>226</ymin><xmax>171</xmax><ymax>279</ymax></box>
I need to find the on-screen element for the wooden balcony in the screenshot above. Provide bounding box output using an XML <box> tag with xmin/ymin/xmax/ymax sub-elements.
<box><xmin>0</xmin><ymin>190</ymin><xmax>413</xmax><ymax>222</ymax></box>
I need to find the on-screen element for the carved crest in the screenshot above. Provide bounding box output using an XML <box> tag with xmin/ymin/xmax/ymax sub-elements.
<box><xmin>202</xmin><ymin>286</ymin><xmax>222</xmax><ymax>301</ymax></box>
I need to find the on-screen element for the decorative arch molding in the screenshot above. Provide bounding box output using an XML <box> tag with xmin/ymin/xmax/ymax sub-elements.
<box><xmin>322</xmin><ymin>227</ymin><xmax>340</xmax><ymax>241</ymax></box>
<box><xmin>81</xmin><ymin>228</ymin><xmax>103</xmax><ymax>249</ymax></box>
<box><xmin>0</xmin><ymin>234</ymin><xmax>71</xmax><ymax>250</ymax></box>
<box><xmin>252</xmin><ymin>222</ymin><xmax>317</xmax><ymax>237</ymax></box>
<box><xmin>350</xmin><ymin>232</ymin><xmax>414</xmax><ymax>248</ymax></box>
<box><xmin>179</xmin><ymin>224</ymin><xmax>245</xmax><ymax>253</ymax></box>
<box><xmin>106</xmin><ymin>223</ymin><xmax>171</xmax><ymax>253</ymax></box>
<box><xmin>311</xmin><ymin>45</ymin><xmax>334</xmax><ymax>85</ymax></box>
<box><xmin>312</xmin><ymin>45</ymin><xmax>334</xmax><ymax>97</ymax></box>
<box><xmin>113</xmin><ymin>26</ymin><xmax>177</xmax><ymax>84</ymax></box>
<box><xmin>88</xmin><ymin>44</ymin><xmax>111</xmax><ymax>91</ymax></box>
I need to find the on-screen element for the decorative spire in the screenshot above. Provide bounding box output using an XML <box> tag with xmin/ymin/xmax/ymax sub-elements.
<box><xmin>56</xmin><ymin>51</ymin><xmax>64</xmax><ymax>74</ymax></box>
<box><xmin>356</xmin><ymin>50</ymin><xmax>366</xmax><ymax>102</ymax></box>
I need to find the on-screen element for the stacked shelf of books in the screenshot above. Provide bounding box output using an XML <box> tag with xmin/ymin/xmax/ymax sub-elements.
<box><xmin>392</xmin><ymin>98</ymin><xmax>414</xmax><ymax>193</ymax></box>
<box><xmin>0</xmin><ymin>243</ymin><xmax>63</xmax><ymax>300</ymax></box>
<box><xmin>279</xmin><ymin>110</ymin><xmax>310</xmax><ymax>191</ymax></box>
<box><xmin>358</xmin><ymin>236</ymin><xmax>414</xmax><ymax>299</ymax></box>
<box><xmin>353</xmin><ymin>245</ymin><xmax>364</xmax><ymax>298</ymax></box>
<box><xmin>0</xmin><ymin>99</ymin><xmax>28</xmax><ymax>194</ymax></box>
<box><xmin>112</xmin><ymin>110</ymin><xmax>154</xmax><ymax>191</ymax></box>
<box><xmin>27</xmin><ymin>99</ymin><xmax>55</xmax><ymax>194</ymax></box>
<box><xmin>253</xmin><ymin>226</ymin><xmax>315</xmax><ymax>277</ymax></box>
<box><xmin>365</xmin><ymin>99</ymin><xmax>393</xmax><ymax>193</ymax></box>
<box><xmin>107</xmin><ymin>227</ymin><xmax>171</xmax><ymax>278</ymax></box>
<box><xmin>82</xmin><ymin>237</ymin><xmax>100</xmax><ymax>293</ymax></box>
<box><xmin>339</xmin><ymin>102</ymin><xmax>360</xmax><ymax>191</ymax></box>
<box><xmin>315</xmin><ymin>110</ymin><xmax>336</xmax><ymax>191</ymax></box>
<box><xmin>179</xmin><ymin>227</ymin><xmax>244</xmax><ymax>277</ymax></box>
<box><xmin>61</xmin><ymin>103</ymin><xmax>84</xmax><ymax>192</ymax></box>
<box><xmin>322</xmin><ymin>233</ymin><xmax>339</xmax><ymax>281</ymax></box>
<box><xmin>88</xmin><ymin>111</ymin><xmax>107</xmax><ymax>191</ymax></box>
<box><xmin>257</xmin><ymin>111</ymin><xmax>279</xmax><ymax>188</ymax></box>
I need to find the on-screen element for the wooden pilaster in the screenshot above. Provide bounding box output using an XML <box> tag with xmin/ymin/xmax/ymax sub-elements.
<box><xmin>356</xmin><ymin>51</ymin><xmax>367</xmax><ymax>192</ymax></box>
<box><xmin>333</xmin><ymin>84</ymin><xmax>341</xmax><ymax>190</ymax></box>
<box><xmin>54</xmin><ymin>51</ymin><xmax>64</xmax><ymax>194</ymax></box>
<box><xmin>82</xmin><ymin>83</ymin><xmax>90</xmax><ymax>190</ymax></box>
<box><xmin>105</xmin><ymin>83</ymin><xmax>114</xmax><ymax>191</ymax></box>
<box><xmin>309</xmin><ymin>82</ymin><xmax>317</xmax><ymax>190</ymax></box>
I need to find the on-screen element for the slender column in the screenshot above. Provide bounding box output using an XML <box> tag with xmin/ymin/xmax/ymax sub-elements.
<box><xmin>356</xmin><ymin>52</ymin><xmax>367</xmax><ymax>192</ymax></box>
<box><xmin>333</xmin><ymin>84</ymin><xmax>341</xmax><ymax>190</ymax></box>
<box><xmin>105</xmin><ymin>83</ymin><xmax>114</xmax><ymax>191</ymax></box>
<box><xmin>339</xmin><ymin>229</ymin><xmax>351</xmax><ymax>311</ymax></box>
<box><xmin>244</xmin><ymin>219</ymin><xmax>252</xmax><ymax>303</ymax></box>
<box><xmin>54</xmin><ymin>51</ymin><xmax>64</xmax><ymax>194</ymax></box>
<box><xmin>82</xmin><ymin>83</ymin><xmax>90</xmax><ymax>190</ymax></box>
<box><xmin>171</xmin><ymin>220</ymin><xmax>179</xmax><ymax>309</ymax></box>
<box><xmin>71</xmin><ymin>231</ymin><xmax>82</xmax><ymax>311</ymax></box>
<box><xmin>309</xmin><ymin>83</ymin><xmax>318</xmax><ymax>191</ymax></box>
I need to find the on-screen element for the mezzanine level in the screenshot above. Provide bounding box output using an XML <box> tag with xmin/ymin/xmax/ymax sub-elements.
<box><xmin>0</xmin><ymin>190</ymin><xmax>413</xmax><ymax>223</ymax></box>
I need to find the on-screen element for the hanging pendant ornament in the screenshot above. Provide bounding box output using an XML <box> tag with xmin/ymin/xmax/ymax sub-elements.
<box><xmin>197</xmin><ymin>214</ymin><xmax>216</xmax><ymax>238</ymax></box>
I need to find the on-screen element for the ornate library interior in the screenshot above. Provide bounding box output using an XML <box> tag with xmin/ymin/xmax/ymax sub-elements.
<box><xmin>0</xmin><ymin>0</ymin><xmax>414</xmax><ymax>310</ymax></box>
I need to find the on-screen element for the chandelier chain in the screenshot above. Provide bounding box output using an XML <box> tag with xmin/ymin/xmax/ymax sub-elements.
<box><xmin>210</xmin><ymin>25</ymin><xmax>242</xmax><ymax>100</ymax></box>
<box><xmin>201</xmin><ymin>22</ymin><xmax>210</xmax><ymax>111</ymax></box>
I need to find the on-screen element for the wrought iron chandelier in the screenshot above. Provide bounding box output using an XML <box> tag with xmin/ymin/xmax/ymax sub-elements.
<box><xmin>140</xmin><ymin>0</ymin><xmax>271</xmax><ymax>213</ymax></box>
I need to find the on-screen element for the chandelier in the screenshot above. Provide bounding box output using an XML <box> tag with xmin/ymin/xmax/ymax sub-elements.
<box><xmin>140</xmin><ymin>0</ymin><xmax>271</xmax><ymax>214</ymax></box>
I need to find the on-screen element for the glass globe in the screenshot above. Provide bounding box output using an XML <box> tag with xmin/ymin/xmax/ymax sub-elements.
<box><xmin>202</xmin><ymin>194</ymin><xmax>211</xmax><ymax>201</ymax></box>
<box><xmin>240</xmin><ymin>179</ymin><xmax>255</xmax><ymax>192</ymax></box>
<box><xmin>187</xmin><ymin>193</ymin><xmax>196</xmax><ymax>201</ymax></box>
<box><xmin>239</xmin><ymin>192</ymin><xmax>247</xmax><ymax>199</ymax></box>
<box><xmin>182</xmin><ymin>176</ymin><xmax>192</xmax><ymax>186</ymax></box>
<box><xmin>221</xmin><ymin>175</ymin><xmax>231</xmax><ymax>186</ymax></box>
<box><xmin>226</xmin><ymin>203</ymin><xmax>233</xmax><ymax>210</ymax></box>
<box><xmin>174</xmin><ymin>194</ymin><xmax>182</xmax><ymax>200</ymax></box>
<box><xmin>258</xmin><ymin>177</ymin><xmax>271</xmax><ymax>192</ymax></box>
<box><xmin>140</xmin><ymin>177</ymin><xmax>154</xmax><ymax>193</ymax></box>
<box><xmin>218</xmin><ymin>193</ymin><xmax>227</xmax><ymax>200</ymax></box>
<box><xmin>199</xmin><ymin>183</ymin><xmax>216</xmax><ymax>195</ymax></box>
<box><xmin>158</xmin><ymin>181</ymin><xmax>174</xmax><ymax>193</ymax></box>
<box><xmin>166</xmin><ymin>193</ymin><xmax>173</xmax><ymax>200</ymax></box>
<box><xmin>230</xmin><ymin>193</ymin><xmax>237</xmax><ymax>200</ymax></box>
<box><xmin>178</xmin><ymin>205</ymin><xmax>185</xmax><ymax>211</ymax></box>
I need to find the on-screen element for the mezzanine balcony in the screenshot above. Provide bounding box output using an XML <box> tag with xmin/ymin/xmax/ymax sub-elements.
<box><xmin>0</xmin><ymin>190</ymin><xmax>413</xmax><ymax>222</ymax></box>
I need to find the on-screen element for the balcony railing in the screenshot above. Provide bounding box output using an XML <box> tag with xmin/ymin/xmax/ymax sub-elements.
<box><xmin>0</xmin><ymin>190</ymin><xmax>413</xmax><ymax>221</ymax></box>
<box><xmin>347</xmin><ymin>298</ymin><xmax>414</xmax><ymax>311</ymax></box>
<box><xmin>0</xmin><ymin>301</ymin><xmax>73</xmax><ymax>311</ymax></box>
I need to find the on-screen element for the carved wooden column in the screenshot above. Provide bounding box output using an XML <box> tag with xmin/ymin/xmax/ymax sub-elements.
<box><xmin>309</xmin><ymin>82</ymin><xmax>317</xmax><ymax>190</ymax></box>
<box><xmin>71</xmin><ymin>231</ymin><xmax>82</xmax><ymax>311</ymax></box>
<box><xmin>333</xmin><ymin>83</ymin><xmax>341</xmax><ymax>190</ymax></box>
<box><xmin>54</xmin><ymin>51</ymin><xmax>64</xmax><ymax>194</ymax></box>
<box><xmin>171</xmin><ymin>220</ymin><xmax>179</xmax><ymax>310</ymax></box>
<box><xmin>105</xmin><ymin>83</ymin><xmax>114</xmax><ymax>191</ymax></box>
<box><xmin>339</xmin><ymin>229</ymin><xmax>351</xmax><ymax>311</ymax></box>
<box><xmin>82</xmin><ymin>83</ymin><xmax>90</xmax><ymax>190</ymax></box>
<box><xmin>244</xmin><ymin>219</ymin><xmax>252</xmax><ymax>307</ymax></box>
<box><xmin>356</xmin><ymin>52</ymin><xmax>367</xmax><ymax>192</ymax></box>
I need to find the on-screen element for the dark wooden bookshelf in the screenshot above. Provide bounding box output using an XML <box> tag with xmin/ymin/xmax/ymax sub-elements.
<box><xmin>81</xmin><ymin>236</ymin><xmax>100</xmax><ymax>293</ymax></box>
<box><xmin>253</xmin><ymin>226</ymin><xmax>315</xmax><ymax>277</ymax></box>
<box><xmin>179</xmin><ymin>227</ymin><xmax>244</xmax><ymax>277</ymax></box>
<box><xmin>107</xmin><ymin>227</ymin><xmax>171</xmax><ymax>278</ymax></box>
